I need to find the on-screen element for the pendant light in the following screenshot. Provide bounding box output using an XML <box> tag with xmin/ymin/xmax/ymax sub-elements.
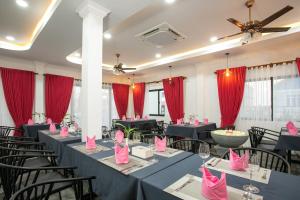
<box><xmin>224</xmin><ymin>53</ymin><xmax>231</xmax><ymax>77</ymax></box>
<box><xmin>131</xmin><ymin>74</ymin><xmax>135</xmax><ymax>89</ymax></box>
<box><xmin>168</xmin><ymin>66</ymin><xmax>172</xmax><ymax>84</ymax></box>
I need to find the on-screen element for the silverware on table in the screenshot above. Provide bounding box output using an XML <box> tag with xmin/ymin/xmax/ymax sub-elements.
<box><xmin>207</xmin><ymin>158</ymin><xmax>216</xmax><ymax>166</ymax></box>
<box><xmin>175</xmin><ymin>178</ymin><xmax>193</xmax><ymax>192</ymax></box>
<box><xmin>211</xmin><ymin>158</ymin><xmax>222</xmax><ymax>167</ymax></box>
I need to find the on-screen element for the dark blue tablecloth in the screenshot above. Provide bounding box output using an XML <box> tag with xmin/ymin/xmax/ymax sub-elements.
<box><xmin>275</xmin><ymin>134</ymin><xmax>300</xmax><ymax>151</ymax></box>
<box><xmin>141</xmin><ymin>154</ymin><xmax>300</xmax><ymax>200</ymax></box>
<box><xmin>23</xmin><ymin>124</ymin><xmax>60</xmax><ymax>140</ymax></box>
<box><xmin>61</xmin><ymin>140</ymin><xmax>193</xmax><ymax>200</ymax></box>
<box><xmin>38</xmin><ymin>130</ymin><xmax>81</xmax><ymax>164</ymax></box>
<box><xmin>166</xmin><ymin>123</ymin><xmax>217</xmax><ymax>139</ymax></box>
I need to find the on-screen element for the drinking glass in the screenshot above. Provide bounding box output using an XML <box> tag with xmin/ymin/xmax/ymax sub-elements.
<box><xmin>243</xmin><ymin>154</ymin><xmax>260</xmax><ymax>198</ymax></box>
<box><xmin>198</xmin><ymin>143</ymin><xmax>210</xmax><ymax>166</ymax></box>
<box><xmin>150</xmin><ymin>144</ymin><xmax>158</xmax><ymax>163</ymax></box>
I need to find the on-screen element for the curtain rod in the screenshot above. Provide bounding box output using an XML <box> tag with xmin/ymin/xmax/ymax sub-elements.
<box><xmin>214</xmin><ymin>59</ymin><xmax>296</xmax><ymax>74</ymax></box>
<box><xmin>145</xmin><ymin>76</ymin><xmax>187</xmax><ymax>85</ymax></box>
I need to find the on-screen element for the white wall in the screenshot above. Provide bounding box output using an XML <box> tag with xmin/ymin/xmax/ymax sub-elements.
<box><xmin>135</xmin><ymin>40</ymin><xmax>300</xmax><ymax>133</ymax></box>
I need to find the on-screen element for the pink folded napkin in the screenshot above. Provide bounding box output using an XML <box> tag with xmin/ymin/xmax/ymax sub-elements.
<box><xmin>114</xmin><ymin>144</ymin><xmax>129</xmax><ymax>164</ymax></box>
<box><xmin>203</xmin><ymin>118</ymin><xmax>209</xmax><ymax>124</ymax></box>
<box><xmin>194</xmin><ymin>119</ymin><xmax>200</xmax><ymax>126</ymax></box>
<box><xmin>144</xmin><ymin>115</ymin><xmax>149</xmax><ymax>120</ymax></box>
<box><xmin>177</xmin><ymin>118</ymin><xmax>183</xmax><ymax>125</ymax></box>
<box><xmin>201</xmin><ymin>167</ymin><xmax>228</xmax><ymax>200</ymax></box>
<box><xmin>115</xmin><ymin>130</ymin><xmax>124</xmax><ymax>144</ymax></box>
<box><xmin>86</xmin><ymin>136</ymin><xmax>97</xmax><ymax>150</ymax></box>
<box><xmin>46</xmin><ymin>118</ymin><xmax>52</xmax><ymax>125</ymax></box>
<box><xmin>136</xmin><ymin>115</ymin><xmax>141</xmax><ymax>120</ymax></box>
<box><xmin>229</xmin><ymin>148</ymin><xmax>249</xmax><ymax>171</ymax></box>
<box><xmin>60</xmin><ymin>127</ymin><xmax>69</xmax><ymax>137</ymax></box>
<box><xmin>49</xmin><ymin>123</ymin><xmax>57</xmax><ymax>133</ymax></box>
<box><xmin>122</xmin><ymin>115</ymin><xmax>126</xmax><ymax>120</ymax></box>
<box><xmin>286</xmin><ymin>121</ymin><xmax>298</xmax><ymax>135</ymax></box>
<box><xmin>155</xmin><ymin>136</ymin><xmax>167</xmax><ymax>152</ymax></box>
<box><xmin>27</xmin><ymin>118</ymin><xmax>34</xmax><ymax>125</ymax></box>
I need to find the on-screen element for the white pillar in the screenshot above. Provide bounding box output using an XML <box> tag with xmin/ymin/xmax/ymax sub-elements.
<box><xmin>77</xmin><ymin>0</ymin><xmax>110</xmax><ymax>141</ymax></box>
<box><xmin>34</xmin><ymin>62</ymin><xmax>46</xmax><ymax>123</ymax></box>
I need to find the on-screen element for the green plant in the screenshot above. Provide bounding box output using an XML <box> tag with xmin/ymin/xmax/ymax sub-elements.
<box><xmin>115</xmin><ymin>123</ymin><xmax>136</xmax><ymax>138</ymax></box>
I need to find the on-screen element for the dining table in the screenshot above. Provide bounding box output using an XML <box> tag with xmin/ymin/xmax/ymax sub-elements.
<box><xmin>141</xmin><ymin>154</ymin><xmax>300</xmax><ymax>200</ymax></box>
<box><xmin>166</xmin><ymin>123</ymin><xmax>217</xmax><ymax>139</ymax></box>
<box><xmin>115</xmin><ymin>119</ymin><xmax>157</xmax><ymax>129</ymax></box>
<box><xmin>38</xmin><ymin>130</ymin><xmax>81</xmax><ymax>164</ymax></box>
<box><xmin>23</xmin><ymin>123</ymin><xmax>60</xmax><ymax>140</ymax></box>
<box><xmin>60</xmin><ymin>139</ymin><xmax>193</xmax><ymax>200</ymax></box>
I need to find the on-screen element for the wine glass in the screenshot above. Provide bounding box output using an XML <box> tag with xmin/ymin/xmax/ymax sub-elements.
<box><xmin>149</xmin><ymin>144</ymin><xmax>158</xmax><ymax>163</ymax></box>
<box><xmin>243</xmin><ymin>154</ymin><xmax>260</xmax><ymax>199</ymax></box>
<box><xmin>198</xmin><ymin>143</ymin><xmax>210</xmax><ymax>166</ymax></box>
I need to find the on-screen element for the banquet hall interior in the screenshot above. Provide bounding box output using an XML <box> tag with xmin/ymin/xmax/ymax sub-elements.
<box><xmin>1</xmin><ymin>0</ymin><xmax>300</xmax><ymax>199</ymax></box>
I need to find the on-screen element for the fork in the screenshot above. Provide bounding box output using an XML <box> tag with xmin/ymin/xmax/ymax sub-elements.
<box><xmin>175</xmin><ymin>178</ymin><xmax>193</xmax><ymax>192</ymax></box>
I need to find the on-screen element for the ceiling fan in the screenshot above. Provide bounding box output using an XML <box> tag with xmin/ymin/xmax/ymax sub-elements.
<box><xmin>217</xmin><ymin>0</ymin><xmax>293</xmax><ymax>41</ymax></box>
<box><xmin>113</xmin><ymin>53</ymin><xmax>136</xmax><ymax>75</ymax></box>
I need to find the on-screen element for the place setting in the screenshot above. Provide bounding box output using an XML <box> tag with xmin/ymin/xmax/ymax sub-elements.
<box><xmin>72</xmin><ymin>136</ymin><xmax>111</xmax><ymax>155</ymax></box>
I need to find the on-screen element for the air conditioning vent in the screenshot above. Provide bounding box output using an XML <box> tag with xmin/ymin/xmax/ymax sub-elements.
<box><xmin>136</xmin><ymin>22</ymin><xmax>186</xmax><ymax>48</ymax></box>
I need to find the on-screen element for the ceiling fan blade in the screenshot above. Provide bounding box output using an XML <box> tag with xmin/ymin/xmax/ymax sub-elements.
<box><xmin>217</xmin><ymin>32</ymin><xmax>243</xmax><ymax>41</ymax></box>
<box><xmin>261</xmin><ymin>27</ymin><xmax>291</xmax><ymax>33</ymax></box>
<box><xmin>227</xmin><ymin>18</ymin><xmax>244</xmax><ymax>29</ymax></box>
<box><xmin>122</xmin><ymin>68</ymin><xmax>136</xmax><ymax>70</ymax></box>
<box><xmin>260</xmin><ymin>6</ymin><xmax>293</xmax><ymax>27</ymax></box>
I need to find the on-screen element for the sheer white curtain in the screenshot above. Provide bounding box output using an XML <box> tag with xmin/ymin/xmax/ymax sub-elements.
<box><xmin>238</xmin><ymin>62</ymin><xmax>299</xmax><ymax>122</ymax></box>
<box><xmin>0</xmin><ymin>76</ymin><xmax>14</xmax><ymax>126</ymax></box>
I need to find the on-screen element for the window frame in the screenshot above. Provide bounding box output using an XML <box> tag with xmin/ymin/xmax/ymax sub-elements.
<box><xmin>148</xmin><ymin>88</ymin><xmax>165</xmax><ymax>117</ymax></box>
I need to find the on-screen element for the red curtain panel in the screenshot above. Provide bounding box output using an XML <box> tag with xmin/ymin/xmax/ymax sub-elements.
<box><xmin>216</xmin><ymin>66</ymin><xmax>247</xmax><ymax>128</ymax></box>
<box><xmin>296</xmin><ymin>58</ymin><xmax>300</xmax><ymax>75</ymax></box>
<box><xmin>45</xmin><ymin>74</ymin><xmax>74</xmax><ymax>123</ymax></box>
<box><xmin>163</xmin><ymin>76</ymin><xmax>184</xmax><ymax>122</ymax></box>
<box><xmin>112</xmin><ymin>83</ymin><xmax>129</xmax><ymax>119</ymax></box>
<box><xmin>133</xmin><ymin>82</ymin><xmax>145</xmax><ymax>117</ymax></box>
<box><xmin>0</xmin><ymin>67</ymin><xmax>35</xmax><ymax>136</ymax></box>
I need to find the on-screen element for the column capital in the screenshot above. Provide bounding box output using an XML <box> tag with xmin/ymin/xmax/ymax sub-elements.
<box><xmin>76</xmin><ymin>0</ymin><xmax>110</xmax><ymax>19</ymax></box>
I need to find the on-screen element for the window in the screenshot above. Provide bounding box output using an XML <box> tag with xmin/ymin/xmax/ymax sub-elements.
<box><xmin>148</xmin><ymin>89</ymin><xmax>166</xmax><ymax>116</ymax></box>
<box><xmin>240</xmin><ymin>76</ymin><xmax>300</xmax><ymax>121</ymax></box>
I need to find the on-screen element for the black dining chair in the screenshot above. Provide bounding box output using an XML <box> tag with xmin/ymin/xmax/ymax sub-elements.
<box><xmin>222</xmin><ymin>147</ymin><xmax>290</xmax><ymax>173</ymax></box>
<box><xmin>0</xmin><ymin>154</ymin><xmax>77</xmax><ymax>199</ymax></box>
<box><xmin>168</xmin><ymin>139</ymin><xmax>208</xmax><ymax>154</ymax></box>
<box><xmin>251</xmin><ymin>126</ymin><xmax>279</xmax><ymax>146</ymax></box>
<box><xmin>0</xmin><ymin>135</ymin><xmax>35</xmax><ymax>142</ymax></box>
<box><xmin>248</xmin><ymin>129</ymin><xmax>277</xmax><ymax>152</ymax></box>
<box><xmin>10</xmin><ymin>177</ymin><xmax>96</xmax><ymax>200</ymax></box>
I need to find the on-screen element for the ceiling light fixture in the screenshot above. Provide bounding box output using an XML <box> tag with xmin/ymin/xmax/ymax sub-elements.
<box><xmin>5</xmin><ymin>36</ymin><xmax>15</xmax><ymax>41</ymax></box>
<box><xmin>16</xmin><ymin>0</ymin><xmax>28</xmax><ymax>8</ymax></box>
<box><xmin>155</xmin><ymin>53</ymin><xmax>162</xmax><ymax>58</ymax></box>
<box><xmin>168</xmin><ymin>66</ymin><xmax>173</xmax><ymax>84</ymax></box>
<box><xmin>165</xmin><ymin>0</ymin><xmax>176</xmax><ymax>4</ymax></box>
<box><xmin>224</xmin><ymin>53</ymin><xmax>231</xmax><ymax>77</ymax></box>
<box><xmin>74</xmin><ymin>52</ymin><xmax>80</xmax><ymax>57</ymax></box>
<box><xmin>104</xmin><ymin>33</ymin><xmax>112</xmax><ymax>39</ymax></box>
<box><xmin>210</xmin><ymin>36</ymin><xmax>218</xmax><ymax>42</ymax></box>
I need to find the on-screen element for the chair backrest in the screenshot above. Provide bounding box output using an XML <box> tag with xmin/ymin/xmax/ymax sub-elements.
<box><xmin>0</xmin><ymin>146</ymin><xmax>54</xmax><ymax>158</ymax></box>
<box><xmin>248</xmin><ymin>129</ymin><xmax>259</xmax><ymax>148</ymax></box>
<box><xmin>10</xmin><ymin>177</ymin><xmax>96</xmax><ymax>200</ymax></box>
<box><xmin>168</xmin><ymin>139</ymin><xmax>208</xmax><ymax>153</ymax></box>
<box><xmin>222</xmin><ymin>147</ymin><xmax>290</xmax><ymax>173</ymax></box>
<box><xmin>0</xmin><ymin>126</ymin><xmax>12</xmax><ymax>137</ymax></box>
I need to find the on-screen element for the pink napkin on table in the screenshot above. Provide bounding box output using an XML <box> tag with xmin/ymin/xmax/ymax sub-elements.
<box><xmin>136</xmin><ymin>115</ymin><xmax>141</xmax><ymax>120</ymax></box>
<box><xmin>286</xmin><ymin>121</ymin><xmax>298</xmax><ymax>135</ymax></box>
<box><xmin>114</xmin><ymin>144</ymin><xmax>129</xmax><ymax>164</ymax></box>
<box><xmin>47</xmin><ymin>118</ymin><xmax>52</xmax><ymax>125</ymax></box>
<box><xmin>155</xmin><ymin>136</ymin><xmax>166</xmax><ymax>152</ymax></box>
<box><xmin>201</xmin><ymin>167</ymin><xmax>228</xmax><ymax>200</ymax></box>
<box><xmin>229</xmin><ymin>148</ymin><xmax>249</xmax><ymax>171</ymax></box>
<box><xmin>144</xmin><ymin>115</ymin><xmax>149</xmax><ymax>120</ymax></box>
<box><xmin>86</xmin><ymin>136</ymin><xmax>97</xmax><ymax>150</ymax></box>
<box><xmin>115</xmin><ymin>130</ymin><xmax>124</xmax><ymax>144</ymax></box>
<box><xmin>203</xmin><ymin>118</ymin><xmax>209</xmax><ymax>124</ymax></box>
<box><xmin>177</xmin><ymin>118</ymin><xmax>183</xmax><ymax>125</ymax></box>
<box><xmin>27</xmin><ymin>118</ymin><xmax>34</xmax><ymax>125</ymax></box>
<box><xmin>122</xmin><ymin>115</ymin><xmax>126</xmax><ymax>120</ymax></box>
<box><xmin>194</xmin><ymin>119</ymin><xmax>200</xmax><ymax>126</ymax></box>
<box><xmin>60</xmin><ymin>127</ymin><xmax>69</xmax><ymax>137</ymax></box>
<box><xmin>49</xmin><ymin>123</ymin><xmax>56</xmax><ymax>133</ymax></box>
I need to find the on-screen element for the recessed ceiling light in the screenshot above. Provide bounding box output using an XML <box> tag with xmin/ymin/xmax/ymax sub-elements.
<box><xmin>74</xmin><ymin>52</ymin><xmax>80</xmax><ymax>57</ymax></box>
<box><xmin>210</xmin><ymin>36</ymin><xmax>218</xmax><ymax>42</ymax></box>
<box><xmin>6</xmin><ymin>36</ymin><xmax>15</xmax><ymax>41</ymax></box>
<box><xmin>155</xmin><ymin>53</ymin><xmax>162</xmax><ymax>58</ymax></box>
<box><xmin>165</xmin><ymin>0</ymin><xmax>176</xmax><ymax>4</ymax></box>
<box><xmin>104</xmin><ymin>33</ymin><xmax>112</xmax><ymax>39</ymax></box>
<box><xmin>16</xmin><ymin>0</ymin><xmax>28</xmax><ymax>8</ymax></box>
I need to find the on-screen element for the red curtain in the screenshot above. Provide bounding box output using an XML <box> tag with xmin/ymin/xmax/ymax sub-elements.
<box><xmin>0</xmin><ymin>67</ymin><xmax>35</xmax><ymax>136</ymax></box>
<box><xmin>163</xmin><ymin>76</ymin><xmax>184</xmax><ymax>122</ymax></box>
<box><xmin>45</xmin><ymin>74</ymin><xmax>74</xmax><ymax>123</ymax></box>
<box><xmin>133</xmin><ymin>82</ymin><xmax>145</xmax><ymax>117</ymax></box>
<box><xmin>296</xmin><ymin>58</ymin><xmax>300</xmax><ymax>75</ymax></box>
<box><xmin>216</xmin><ymin>66</ymin><xmax>246</xmax><ymax>127</ymax></box>
<box><xmin>112</xmin><ymin>83</ymin><xmax>129</xmax><ymax>119</ymax></box>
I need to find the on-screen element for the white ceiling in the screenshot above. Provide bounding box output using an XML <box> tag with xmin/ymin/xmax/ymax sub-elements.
<box><xmin>0</xmin><ymin>0</ymin><xmax>300</xmax><ymax>72</ymax></box>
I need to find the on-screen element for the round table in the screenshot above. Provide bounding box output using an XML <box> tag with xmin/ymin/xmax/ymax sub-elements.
<box><xmin>211</xmin><ymin>130</ymin><xmax>248</xmax><ymax>148</ymax></box>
